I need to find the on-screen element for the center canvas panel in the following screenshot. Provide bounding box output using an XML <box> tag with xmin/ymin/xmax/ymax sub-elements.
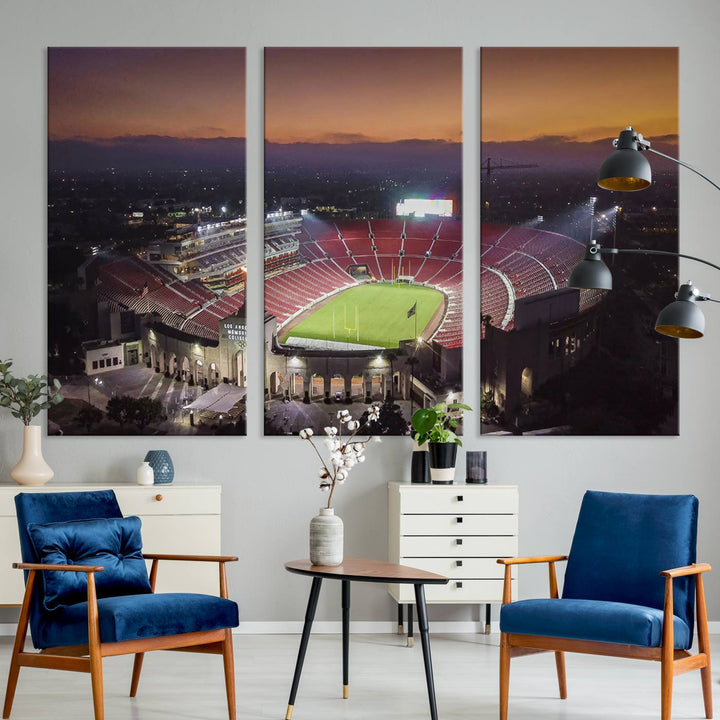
<box><xmin>264</xmin><ymin>48</ymin><xmax>463</xmax><ymax>436</ymax></box>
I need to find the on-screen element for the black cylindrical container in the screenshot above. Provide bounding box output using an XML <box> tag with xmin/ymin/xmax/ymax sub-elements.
<box><xmin>411</xmin><ymin>438</ymin><xmax>431</xmax><ymax>483</ymax></box>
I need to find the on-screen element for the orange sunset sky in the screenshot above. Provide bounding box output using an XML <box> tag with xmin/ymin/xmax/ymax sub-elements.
<box><xmin>481</xmin><ymin>47</ymin><xmax>678</xmax><ymax>143</ymax></box>
<box><xmin>48</xmin><ymin>48</ymin><xmax>246</xmax><ymax>141</ymax></box>
<box><xmin>265</xmin><ymin>48</ymin><xmax>462</xmax><ymax>144</ymax></box>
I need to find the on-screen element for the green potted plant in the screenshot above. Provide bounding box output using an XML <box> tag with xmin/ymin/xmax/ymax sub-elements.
<box><xmin>411</xmin><ymin>401</ymin><xmax>472</xmax><ymax>484</ymax></box>
<box><xmin>0</xmin><ymin>359</ymin><xmax>63</xmax><ymax>486</ymax></box>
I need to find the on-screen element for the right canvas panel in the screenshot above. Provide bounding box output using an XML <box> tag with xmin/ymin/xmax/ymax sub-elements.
<box><xmin>480</xmin><ymin>47</ymin><xmax>679</xmax><ymax>435</ymax></box>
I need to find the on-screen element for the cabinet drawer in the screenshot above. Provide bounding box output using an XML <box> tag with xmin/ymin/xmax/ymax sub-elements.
<box><xmin>400</xmin><ymin>557</ymin><xmax>508</xmax><ymax>580</ymax></box>
<box><xmin>401</xmin><ymin>514</ymin><xmax>517</xmax><ymax>536</ymax></box>
<box><xmin>391</xmin><ymin>578</ymin><xmax>514</xmax><ymax>604</ymax></box>
<box><xmin>399</xmin><ymin>487</ymin><xmax>517</xmax><ymax>514</ymax></box>
<box><xmin>401</xmin><ymin>535</ymin><xmax>518</xmax><ymax>557</ymax></box>
<box><xmin>115</xmin><ymin>486</ymin><xmax>221</xmax><ymax>516</ymax></box>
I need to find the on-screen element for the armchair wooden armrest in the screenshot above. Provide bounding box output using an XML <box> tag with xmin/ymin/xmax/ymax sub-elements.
<box><xmin>498</xmin><ymin>556</ymin><xmax>568</xmax><ymax>604</ymax></box>
<box><xmin>498</xmin><ymin>556</ymin><xmax>568</xmax><ymax>566</ymax></box>
<box><xmin>142</xmin><ymin>553</ymin><xmax>238</xmax><ymax>563</ymax></box>
<box><xmin>142</xmin><ymin>554</ymin><xmax>238</xmax><ymax>598</ymax></box>
<box><xmin>661</xmin><ymin>562</ymin><xmax>711</xmax><ymax>578</ymax></box>
<box><xmin>13</xmin><ymin>562</ymin><xmax>105</xmax><ymax>573</ymax></box>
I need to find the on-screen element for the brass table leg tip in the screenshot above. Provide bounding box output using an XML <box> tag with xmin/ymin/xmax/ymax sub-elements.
<box><xmin>485</xmin><ymin>624</ymin><xmax>491</xmax><ymax>635</ymax></box>
<box><xmin>397</xmin><ymin>625</ymin><xmax>404</xmax><ymax>634</ymax></box>
<box><xmin>407</xmin><ymin>637</ymin><xmax>414</xmax><ymax>648</ymax></box>
<box><xmin>343</xmin><ymin>685</ymin><xmax>349</xmax><ymax>699</ymax></box>
<box><xmin>285</xmin><ymin>705</ymin><xmax>293</xmax><ymax>720</ymax></box>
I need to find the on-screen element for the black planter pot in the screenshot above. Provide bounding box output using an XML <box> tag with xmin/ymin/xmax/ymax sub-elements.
<box><xmin>428</xmin><ymin>442</ymin><xmax>458</xmax><ymax>484</ymax></box>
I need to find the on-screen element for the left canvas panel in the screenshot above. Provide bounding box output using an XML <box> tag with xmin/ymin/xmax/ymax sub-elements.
<box><xmin>48</xmin><ymin>48</ymin><xmax>247</xmax><ymax>436</ymax></box>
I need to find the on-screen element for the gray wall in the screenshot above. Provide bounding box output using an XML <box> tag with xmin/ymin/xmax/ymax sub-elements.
<box><xmin>1</xmin><ymin>0</ymin><xmax>720</xmax><ymax>625</ymax></box>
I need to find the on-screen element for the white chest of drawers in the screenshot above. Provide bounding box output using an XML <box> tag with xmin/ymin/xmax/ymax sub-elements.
<box><xmin>0</xmin><ymin>484</ymin><xmax>222</xmax><ymax>605</ymax></box>
<box><xmin>388</xmin><ymin>482</ymin><xmax>518</xmax><ymax>635</ymax></box>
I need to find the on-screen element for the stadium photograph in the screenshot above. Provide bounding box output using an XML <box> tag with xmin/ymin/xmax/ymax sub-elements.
<box><xmin>480</xmin><ymin>47</ymin><xmax>679</xmax><ymax>436</ymax></box>
<box><xmin>47</xmin><ymin>48</ymin><xmax>247</xmax><ymax>435</ymax></box>
<box><xmin>264</xmin><ymin>48</ymin><xmax>462</xmax><ymax>435</ymax></box>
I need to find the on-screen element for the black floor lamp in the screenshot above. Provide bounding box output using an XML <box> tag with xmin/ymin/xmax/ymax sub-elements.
<box><xmin>569</xmin><ymin>126</ymin><xmax>720</xmax><ymax>338</ymax></box>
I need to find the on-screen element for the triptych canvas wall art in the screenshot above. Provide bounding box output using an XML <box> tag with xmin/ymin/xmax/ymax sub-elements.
<box><xmin>45</xmin><ymin>46</ymin><xmax>679</xmax><ymax>438</ymax></box>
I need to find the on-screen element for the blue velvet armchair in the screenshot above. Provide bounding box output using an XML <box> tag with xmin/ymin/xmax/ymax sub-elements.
<box><xmin>498</xmin><ymin>491</ymin><xmax>712</xmax><ymax>720</ymax></box>
<box><xmin>2</xmin><ymin>490</ymin><xmax>239</xmax><ymax>720</ymax></box>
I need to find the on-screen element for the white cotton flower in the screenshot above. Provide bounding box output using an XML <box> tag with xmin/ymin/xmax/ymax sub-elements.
<box><xmin>353</xmin><ymin>442</ymin><xmax>364</xmax><ymax>452</ymax></box>
<box><xmin>324</xmin><ymin>426</ymin><xmax>338</xmax><ymax>436</ymax></box>
<box><xmin>336</xmin><ymin>469</ymin><xmax>347</xmax><ymax>481</ymax></box>
<box><xmin>299</xmin><ymin>428</ymin><xmax>313</xmax><ymax>439</ymax></box>
<box><xmin>346</xmin><ymin>420</ymin><xmax>359</xmax><ymax>431</ymax></box>
<box><xmin>358</xmin><ymin>455</ymin><xmax>366</xmax><ymax>462</ymax></box>
<box><xmin>342</xmin><ymin>444</ymin><xmax>353</xmax><ymax>454</ymax></box>
<box><xmin>337</xmin><ymin>409</ymin><xmax>350</xmax><ymax>420</ymax></box>
<box><xmin>345</xmin><ymin>457</ymin><xmax>357</xmax><ymax>468</ymax></box>
<box><xmin>368</xmin><ymin>407</ymin><xmax>380</xmax><ymax>421</ymax></box>
<box><xmin>318</xmin><ymin>467</ymin><xmax>330</xmax><ymax>479</ymax></box>
<box><xmin>320</xmin><ymin>483</ymin><xmax>330</xmax><ymax>492</ymax></box>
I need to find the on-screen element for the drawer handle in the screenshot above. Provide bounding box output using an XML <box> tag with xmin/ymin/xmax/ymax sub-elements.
<box><xmin>456</xmin><ymin>539</ymin><xmax>463</xmax><ymax>545</ymax></box>
<box><xmin>456</xmin><ymin>581</ymin><xmax>463</xmax><ymax>589</ymax></box>
<box><xmin>457</xmin><ymin>495</ymin><xmax>464</xmax><ymax>502</ymax></box>
<box><xmin>155</xmin><ymin>494</ymin><xmax>163</xmax><ymax>502</ymax></box>
<box><xmin>456</xmin><ymin>517</ymin><xmax>463</xmax><ymax>523</ymax></box>
<box><xmin>456</xmin><ymin>560</ymin><xmax>463</xmax><ymax>567</ymax></box>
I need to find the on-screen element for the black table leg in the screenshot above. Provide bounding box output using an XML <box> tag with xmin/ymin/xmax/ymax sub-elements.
<box><xmin>286</xmin><ymin>577</ymin><xmax>322</xmax><ymax>720</ymax></box>
<box><xmin>407</xmin><ymin>603</ymin><xmax>414</xmax><ymax>647</ymax></box>
<box><xmin>485</xmin><ymin>603</ymin><xmax>491</xmax><ymax>635</ymax></box>
<box><xmin>397</xmin><ymin>602</ymin><xmax>404</xmax><ymax>634</ymax></box>
<box><xmin>414</xmin><ymin>583</ymin><xmax>439</xmax><ymax>720</ymax></box>
<box><xmin>342</xmin><ymin>579</ymin><xmax>350</xmax><ymax>699</ymax></box>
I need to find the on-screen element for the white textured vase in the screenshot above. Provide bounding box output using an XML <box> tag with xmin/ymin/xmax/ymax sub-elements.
<box><xmin>136</xmin><ymin>461</ymin><xmax>154</xmax><ymax>485</ymax></box>
<box><xmin>10</xmin><ymin>425</ymin><xmax>54</xmax><ymax>486</ymax></box>
<box><xmin>309</xmin><ymin>507</ymin><xmax>344</xmax><ymax>566</ymax></box>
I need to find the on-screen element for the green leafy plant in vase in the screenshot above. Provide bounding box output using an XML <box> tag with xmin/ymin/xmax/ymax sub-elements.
<box><xmin>0</xmin><ymin>359</ymin><xmax>63</xmax><ymax>486</ymax></box>
<box><xmin>411</xmin><ymin>401</ymin><xmax>471</xmax><ymax>484</ymax></box>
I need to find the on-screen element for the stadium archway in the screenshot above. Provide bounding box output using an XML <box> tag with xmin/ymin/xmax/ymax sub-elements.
<box><xmin>182</xmin><ymin>356</ymin><xmax>190</xmax><ymax>380</ymax></box>
<box><xmin>149</xmin><ymin>344</ymin><xmax>158</xmax><ymax>370</ymax></box>
<box><xmin>168</xmin><ymin>353</ymin><xmax>177</xmax><ymax>378</ymax></box>
<box><xmin>521</xmin><ymin>367</ymin><xmax>533</xmax><ymax>397</ymax></box>
<box><xmin>234</xmin><ymin>350</ymin><xmax>246</xmax><ymax>387</ymax></box>
<box><xmin>159</xmin><ymin>350</ymin><xmax>166</xmax><ymax>374</ymax></box>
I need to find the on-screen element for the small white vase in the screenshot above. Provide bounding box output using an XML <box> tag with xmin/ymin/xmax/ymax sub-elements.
<box><xmin>136</xmin><ymin>461</ymin><xmax>154</xmax><ymax>486</ymax></box>
<box><xmin>309</xmin><ymin>507</ymin><xmax>344</xmax><ymax>566</ymax></box>
<box><xmin>10</xmin><ymin>425</ymin><xmax>54</xmax><ymax>486</ymax></box>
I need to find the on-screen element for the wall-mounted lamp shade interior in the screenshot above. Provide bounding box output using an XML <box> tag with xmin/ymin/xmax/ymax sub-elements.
<box><xmin>597</xmin><ymin>128</ymin><xmax>652</xmax><ymax>192</ymax></box>
<box><xmin>568</xmin><ymin>249</ymin><xmax>613</xmax><ymax>290</ymax></box>
<box><xmin>655</xmin><ymin>285</ymin><xmax>706</xmax><ymax>339</ymax></box>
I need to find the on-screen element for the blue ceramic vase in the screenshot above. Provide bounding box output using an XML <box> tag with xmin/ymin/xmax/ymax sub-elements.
<box><xmin>144</xmin><ymin>450</ymin><xmax>174</xmax><ymax>485</ymax></box>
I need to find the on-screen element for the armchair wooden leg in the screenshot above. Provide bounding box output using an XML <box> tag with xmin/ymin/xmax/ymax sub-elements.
<box><xmin>554</xmin><ymin>651</ymin><xmax>567</xmax><ymax>699</ymax></box>
<box><xmin>222</xmin><ymin>629</ymin><xmax>236</xmax><ymax>720</ymax></box>
<box><xmin>87</xmin><ymin>574</ymin><xmax>104</xmax><ymax>720</ymax></box>
<box><xmin>499</xmin><ymin>633</ymin><xmax>510</xmax><ymax>720</ymax></box>
<box><xmin>3</xmin><ymin>570</ymin><xmax>35</xmax><ymax>719</ymax></box>
<box><xmin>696</xmin><ymin>574</ymin><xmax>713</xmax><ymax>719</ymax></box>
<box><xmin>129</xmin><ymin>653</ymin><xmax>144</xmax><ymax>697</ymax></box>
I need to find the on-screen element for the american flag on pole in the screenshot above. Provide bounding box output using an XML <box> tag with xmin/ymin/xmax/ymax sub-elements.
<box><xmin>407</xmin><ymin>301</ymin><xmax>417</xmax><ymax>318</ymax></box>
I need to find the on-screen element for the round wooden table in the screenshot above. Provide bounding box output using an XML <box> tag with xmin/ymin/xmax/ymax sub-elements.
<box><xmin>284</xmin><ymin>557</ymin><xmax>448</xmax><ymax>720</ymax></box>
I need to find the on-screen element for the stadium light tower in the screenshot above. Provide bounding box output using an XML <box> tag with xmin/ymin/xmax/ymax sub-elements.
<box><xmin>570</xmin><ymin>127</ymin><xmax>720</xmax><ymax>338</ymax></box>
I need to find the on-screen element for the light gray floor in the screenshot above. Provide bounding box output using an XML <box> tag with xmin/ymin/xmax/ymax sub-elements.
<box><xmin>0</xmin><ymin>633</ymin><xmax>716</xmax><ymax>720</ymax></box>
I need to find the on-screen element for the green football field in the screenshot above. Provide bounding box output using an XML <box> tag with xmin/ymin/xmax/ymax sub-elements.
<box><xmin>281</xmin><ymin>283</ymin><xmax>444</xmax><ymax>348</ymax></box>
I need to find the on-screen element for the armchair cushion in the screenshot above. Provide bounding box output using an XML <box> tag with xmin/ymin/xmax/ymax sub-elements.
<box><xmin>500</xmin><ymin>598</ymin><xmax>691</xmax><ymax>649</ymax></box>
<box><xmin>28</xmin><ymin>516</ymin><xmax>152</xmax><ymax>611</ymax></box>
<box><xmin>36</xmin><ymin>593</ymin><xmax>239</xmax><ymax>648</ymax></box>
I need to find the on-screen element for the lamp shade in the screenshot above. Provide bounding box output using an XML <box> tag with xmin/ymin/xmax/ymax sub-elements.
<box><xmin>597</xmin><ymin>128</ymin><xmax>652</xmax><ymax>192</ymax></box>
<box><xmin>655</xmin><ymin>284</ymin><xmax>705</xmax><ymax>338</ymax></box>
<box><xmin>568</xmin><ymin>249</ymin><xmax>613</xmax><ymax>290</ymax></box>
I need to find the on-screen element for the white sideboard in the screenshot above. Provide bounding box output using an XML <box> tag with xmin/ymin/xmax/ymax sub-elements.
<box><xmin>388</xmin><ymin>482</ymin><xmax>518</xmax><ymax>636</ymax></box>
<box><xmin>0</xmin><ymin>484</ymin><xmax>222</xmax><ymax>605</ymax></box>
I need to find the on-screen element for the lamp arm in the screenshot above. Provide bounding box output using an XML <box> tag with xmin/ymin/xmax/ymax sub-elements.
<box><xmin>644</xmin><ymin>147</ymin><xmax>720</xmax><ymax>193</ymax></box>
<box><xmin>596</xmin><ymin>246</ymin><xmax>720</xmax><ymax>274</ymax></box>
